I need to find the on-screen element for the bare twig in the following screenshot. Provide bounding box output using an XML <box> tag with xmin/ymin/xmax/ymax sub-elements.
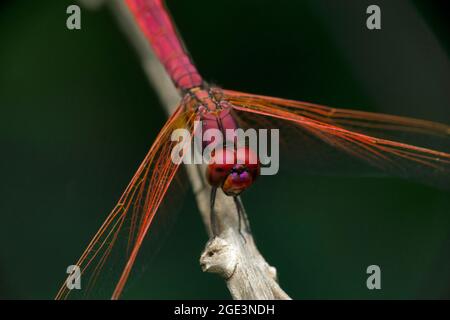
<box><xmin>81</xmin><ymin>0</ymin><xmax>290</xmax><ymax>299</ymax></box>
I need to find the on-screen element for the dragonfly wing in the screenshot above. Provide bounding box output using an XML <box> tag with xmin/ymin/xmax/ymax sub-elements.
<box><xmin>224</xmin><ymin>90</ymin><xmax>450</xmax><ymax>149</ymax></box>
<box><xmin>223</xmin><ymin>90</ymin><xmax>450</xmax><ymax>190</ymax></box>
<box><xmin>56</xmin><ymin>105</ymin><xmax>196</xmax><ymax>299</ymax></box>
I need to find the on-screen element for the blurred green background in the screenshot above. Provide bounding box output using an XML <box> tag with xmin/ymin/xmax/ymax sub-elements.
<box><xmin>0</xmin><ymin>0</ymin><xmax>449</xmax><ymax>299</ymax></box>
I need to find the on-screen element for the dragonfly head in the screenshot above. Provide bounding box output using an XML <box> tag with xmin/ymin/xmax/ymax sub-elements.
<box><xmin>206</xmin><ymin>147</ymin><xmax>260</xmax><ymax>196</ymax></box>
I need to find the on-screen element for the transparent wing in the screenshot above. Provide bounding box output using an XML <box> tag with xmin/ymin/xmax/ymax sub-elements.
<box><xmin>56</xmin><ymin>105</ymin><xmax>196</xmax><ymax>299</ymax></box>
<box><xmin>222</xmin><ymin>89</ymin><xmax>450</xmax><ymax>190</ymax></box>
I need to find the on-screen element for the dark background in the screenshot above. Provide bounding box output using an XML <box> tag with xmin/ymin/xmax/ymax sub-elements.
<box><xmin>0</xmin><ymin>0</ymin><xmax>449</xmax><ymax>299</ymax></box>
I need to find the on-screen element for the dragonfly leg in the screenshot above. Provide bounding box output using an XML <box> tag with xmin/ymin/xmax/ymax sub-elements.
<box><xmin>236</xmin><ymin>196</ymin><xmax>251</xmax><ymax>234</ymax></box>
<box><xmin>210</xmin><ymin>187</ymin><xmax>218</xmax><ymax>237</ymax></box>
<box><xmin>233</xmin><ymin>196</ymin><xmax>247</xmax><ymax>243</ymax></box>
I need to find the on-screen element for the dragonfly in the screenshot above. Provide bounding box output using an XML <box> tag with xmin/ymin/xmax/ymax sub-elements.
<box><xmin>56</xmin><ymin>0</ymin><xmax>450</xmax><ymax>299</ymax></box>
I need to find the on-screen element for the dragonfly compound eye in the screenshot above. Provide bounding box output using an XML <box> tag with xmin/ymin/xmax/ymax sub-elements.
<box><xmin>206</xmin><ymin>148</ymin><xmax>235</xmax><ymax>187</ymax></box>
<box><xmin>221</xmin><ymin>147</ymin><xmax>260</xmax><ymax>196</ymax></box>
<box><xmin>206</xmin><ymin>147</ymin><xmax>260</xmax><ymax>196</ymax></box>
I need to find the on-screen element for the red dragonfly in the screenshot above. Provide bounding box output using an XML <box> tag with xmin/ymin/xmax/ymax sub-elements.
<box><xmin>56</xmin><ymin>0</ymin><xmax>450</xmax><ymax>299</ymax></box>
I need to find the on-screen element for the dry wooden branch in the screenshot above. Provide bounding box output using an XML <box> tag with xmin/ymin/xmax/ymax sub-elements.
<box><xmin>80</xmin><ymin>0</ymin><xmax>290</xmax><ymax>299</ymax></box>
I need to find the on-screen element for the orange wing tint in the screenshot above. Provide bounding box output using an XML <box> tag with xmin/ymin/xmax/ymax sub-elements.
<box><xmin>224</xmin><ymin>90</ymin><xmax>450</xmax><ymax>190</ymax></box>
<box><xmin>56</xmin><ymin>105</ymin><xmax>196</xmax><ymax>300</ymax></box>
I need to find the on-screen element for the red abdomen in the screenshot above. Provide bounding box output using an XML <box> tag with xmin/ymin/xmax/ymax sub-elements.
<box><xmin>126</xmin><ymin>0</ymin><xmax>203</xmax><ymax>91</ymax></box>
